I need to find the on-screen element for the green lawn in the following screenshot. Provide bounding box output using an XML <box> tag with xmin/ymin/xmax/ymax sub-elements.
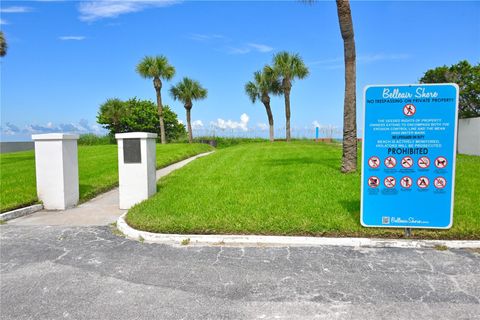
<box><xmin>127</xmin><ymin>141</ymin><xmax>480</xmax><ymax>239</ymax></box>
<box><xmin>0</xmin><ymin>143</ymin><xmax>213</xmax><ymax>213</ymax></box>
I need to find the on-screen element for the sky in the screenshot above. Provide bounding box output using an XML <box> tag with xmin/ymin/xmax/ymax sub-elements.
<box><xmin>1</xmin><ymin>0</ymin><xmax>479</xmax><ymax>141</ymax></box>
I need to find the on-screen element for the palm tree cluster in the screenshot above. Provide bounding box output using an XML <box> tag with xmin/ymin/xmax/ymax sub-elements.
<box><xmin>245</xmin><ymin>51</ymin><xmax>309</xmax><ymax>142</ymax></box>
<box><xmin>136</xmin><ymin>56</ymin><xmax>207</xmax><ymax>143</ymax></box>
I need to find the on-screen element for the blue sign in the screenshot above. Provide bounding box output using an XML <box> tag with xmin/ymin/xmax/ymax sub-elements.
<box><xmin>361</xmin><ymin>84</ymin><xmax>459</xmax><ymax>229</ymax></box>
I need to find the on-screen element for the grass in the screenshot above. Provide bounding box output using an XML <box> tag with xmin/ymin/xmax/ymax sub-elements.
<box><xmin>0</xmin><ymin>143</ymin><xmax>213</xmax><ymax>213</ymax></box>
<box><xmin>127</xmin><ymin>141</ymin><xmax>480</xmax><ymax>240</ymax></box>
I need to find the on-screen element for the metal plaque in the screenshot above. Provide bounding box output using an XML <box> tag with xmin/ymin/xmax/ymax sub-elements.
<box><xmin>123</xmin><ymin>138</ymin><xmax>141</xmax><ymax>163</ymax></box>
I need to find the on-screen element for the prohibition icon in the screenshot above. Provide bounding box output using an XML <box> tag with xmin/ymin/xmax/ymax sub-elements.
<box><xmin>400</xmin><ymin>176</ymin><xmax>412</xmax><ymax>188</ymax></box>
<box><xmin>384</xmin><ymin>156</ymin><xmax>397</xmax><ymax>168</ymax></box>
<box><xmin>435</xmin><ymin>156</ymin><xmax>448</xmax><ymax>169</ymax></box>
<box><xmin>368</xmin><ymin>156</ymin><xmax>380</xmax><ymax>169</ymax></box>
<box><xmin>401</xmin><ymin>156</ymin><xmax>413</xmax><ymax>169</ymax></box>
<box><xmin>418</xmin><ymin>156</ymin><xmax>430</xmax><ymax>169</ymax></box>
<box><xmin>403</xmin><ymin>104</ymin><xmax>416</xmax><ymax>116</ymax></box>
<box><xmin>384</xmin><ymin>176</ymin><xmax>396</xmax><ymax>188</ymax></box>
<box><xmin>417</xmin><ymin>176</ymin><xmax>430</xmax><ymax>189</ymax></box>
<box><xmin>434</xmin><ymin>177</ymin><xmax>447</xmax><ymax>189</ymax></box>
<box><xmin>368</xmin><ymin>176</ymin><xmax>380</xmax><ymax>188</ymax></box>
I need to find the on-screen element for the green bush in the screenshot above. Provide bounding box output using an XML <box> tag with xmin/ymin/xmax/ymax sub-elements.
<box><xmin>97</xmin><ymin>98</ymin><xmax>186</xmax><ymax>142</ymax></box>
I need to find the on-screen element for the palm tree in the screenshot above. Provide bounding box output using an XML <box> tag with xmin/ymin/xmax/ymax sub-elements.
<box><xmin>136</xmin><ymin>55</ymin><xmax>175</xmax><ymax>144</ymax></box>
<box><xmin>272</xmin><ymin>51</ymin><xmax>309</xmax><ymax>141</ymax></box>
<box><xmin>0</xmin><ymin>31</ymin><xmax>7</xmax><ymax>57</ymax></box>
<box><xmin>169</xmin><ymin>77</ymin><xmax>207</xmax><ymax>143</ymax></box>
<box><xmin>336</xmin><ymin>0</ymin><xmax>357</xmax><ymax>173</ymax></box>
<box><xmin>245</xmin><ymin>67</ymin><xmax>282</xmax><ymax>142</ymax></box>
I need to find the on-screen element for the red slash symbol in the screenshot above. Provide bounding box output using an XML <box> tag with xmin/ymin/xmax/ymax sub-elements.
<box><xmin>403</xmin><ymin>104</ymin><xmax>416</xmax><ymax>116</ymax></box>
<box><xmin>435</xmin><ymin>156</ymin><xmax>448</xmax><ymax>169</ymax></box>
<box><xmin>418</xmin><ymin>156</ymin><xmax>430</xmax><ymax>169</ymax></box>
<box><xmin>401</xmin><ymin>156</ymin><xmax>413</xmax><ymax>169</ymax></box>
<box><xmin>384</xmin><ymin>176</ymin><xmax>396</xmax><ymax>188</ymax></box>
<box><xmin>368</xmin><ymin>176</ymin><xmax>380</xmax><ymax>188</ymax></box>
<box><xmin>368</xmin><ymin>156</ymin><xmax>380</xmax><ymax>169</ymax></box>
<box><xmin>417</xmin><ymin>176</ymin><xmax>430</xmax><ymax>189</ymax></box>
<box><xmin>434</xmin><ymin>177</ymin><xmax>447</xmax><ymax>189</ymax></box>
<box><xmin>400</xmin><ymin>176</ymin><xmax>412</xmax><ymax>188</ymax></box>
<box><xmin>384</xmin><ymin>156</ymin><xmax>397</xmax><ymax>168</ymax></box>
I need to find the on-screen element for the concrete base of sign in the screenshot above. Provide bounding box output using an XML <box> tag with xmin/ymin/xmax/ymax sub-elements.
<box><xmin>32</xmin><ymin>133</ymin><xmax>79</xmax><ymax>210</ymax></box>
<box><xmin>116</xmin><ymin>132</ymin><xmax>157</xmax><ymax>210</ymax></box>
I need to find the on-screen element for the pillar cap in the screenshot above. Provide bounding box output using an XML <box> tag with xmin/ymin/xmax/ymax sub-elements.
<box><xmin>32</xmin><ymin>133</ymin><xmax>80</xmax><ymax>141</ymax></box>
<box><xmin>115</xmin><ymin>132</ymin><xmax>158</xmax><ymax>139</ymax></box>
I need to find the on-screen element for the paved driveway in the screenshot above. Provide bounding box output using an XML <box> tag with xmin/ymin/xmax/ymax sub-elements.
<box><xmin>1</xmin><ymin>225</ymin><xmax>479</xmax><ymax>320</ymax></box>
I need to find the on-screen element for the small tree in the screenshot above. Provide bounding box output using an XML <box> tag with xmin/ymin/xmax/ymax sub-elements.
<box><xmin>272</xmin><ymin>51</ymin><xmax>309</xmax><ymax>142</ymax></box>
<box><xmin>97</xmin><ymin>98</ymin><xmax>186</xmax><ymax>141</ymax></box>
<box><xmin>245</xmin><ymin>67</ymin><xmax>282</xmax><ymax>142</ymax></box>
<box><xmin>136</xmin><ymin>55</ymin><xmax>176</xmax><ymax>144</ymax></box>
<box><xmin>170</xmin><ymin>77</ymin><xmax>208</xmax><ymax>143</ymax></box>
<box><xmin>97</xmin><ymin>98</ymin><xmax>129</xmax><ymax>135</ymax></box>
<box><xmin>420</xmin><ymin>60</ymin><xmax>480</xmax><ymax>118</ymax></box>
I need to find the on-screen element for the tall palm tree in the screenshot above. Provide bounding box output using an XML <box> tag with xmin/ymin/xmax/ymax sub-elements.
<box><xmin>272</xmin><ymin>51</ymin><xmax>309</xmax><ymax>142</ymax></box>
<box><xmin>245</xmin><ymin>67</ymin><xmax>282</xmax><ymax>142</ymax></box>
<box><xmin>169</xmin><ymin>77</ymin><xmax>208</xmax><ymax>143</ymax></box>
<box><xmin>336</xmin><ymin>0</ymin><xmax>357</xmax><ymax>173</ymax></box>
<box><xmin>136</xmin><ymin>55</ymin><xmax>175</xmax><ymax>144</ymax></box>
<box><xmin>0</xmin><ymin>31</ymin><xmax>7</xmax><ymax>57</ymax></box>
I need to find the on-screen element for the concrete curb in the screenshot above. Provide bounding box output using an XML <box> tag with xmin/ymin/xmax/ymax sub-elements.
<box><xmin>117</xmin><ymin>213</ymin><xmax>480</xmax><ymax>249</ymax></box>
<box><xmin>0</xmin><ymin>204</ymin><xmax>44</xmax><ymax>222</ymax></box>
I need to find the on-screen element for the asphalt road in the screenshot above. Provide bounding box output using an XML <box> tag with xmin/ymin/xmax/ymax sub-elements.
<box><xmin>1</xmin><ymin>225</ymin><xmax>479</xmax><ymax>320</ymax></box>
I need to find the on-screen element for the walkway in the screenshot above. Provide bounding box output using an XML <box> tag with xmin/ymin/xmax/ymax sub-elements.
<box><xmin>8</xmin><ymin>151</ymin><xmax>214</xmax><ymax>226</ymax></box>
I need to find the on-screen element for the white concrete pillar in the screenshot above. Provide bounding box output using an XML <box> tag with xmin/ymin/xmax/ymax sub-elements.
<box><xmin>31</xmin><ymin>133</ymin><xmax>79</xmax><ymax>210</ymax></box>
<box><xmin>115</xmin><ymin>132</ymin><xmax>157</xmax><ymax>209</ymax></box>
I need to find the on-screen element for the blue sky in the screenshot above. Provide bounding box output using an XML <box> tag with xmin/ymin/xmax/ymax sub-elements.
<box><xmin>1</xmin><ymin>0</ymin><xmax>479</xmax><ymax>141</ymax></box>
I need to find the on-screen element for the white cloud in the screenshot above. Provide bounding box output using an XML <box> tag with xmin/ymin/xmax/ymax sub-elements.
<box><xmin>310</xmin><ymin>53</ymin><xmax>411</xmax><ymax>69</ymax></box>
<box><xmin>78</xmin><ymin>0</ymin><xmax>180</xmax><ymax>22</ymax></box>
<box><xmin>210</xmin><ymin>113</ymin><xmax>249</xmax><ymax>131</ymax></box>
<box><xmin>59</xmin><ymin>36</ymin><xmax>86</xmax><ymax>41</ymax></box>
<box><xmin>0</xmin><ymin>6</ymin><xmax>32</xmax><ymax>13</ymax></box>
<box><xmin>247</xmin><ymin>43</ymin><xmax>273</xmax><ymax>53</ymax></box>
<box><xmin>227</xmin><ymin>43</ymin><xmax>274</xmax><ymax>55</ymax></box>
<box><xmin>0</xmin><ymin>19</ymin><xmax>7</xmax><ymax>25</ymax></box>
<box><xmin>2</xmin><ymin>119</ymin><xmax>105</xmax><ymax>136</ymax></box>
<box><xmin>191</xmin><ymin>120</ymin><xmax>204</xmax><ymax>129</ymax></box>
<box><xmin>188</xmin><ymin>33</ymin><xmax>225</xmax><ymax>42</ymax></box>
<box><xmin>257</xmin><ymin>123</ymin><xmax>268</xmax><ymax>130</ymax></box>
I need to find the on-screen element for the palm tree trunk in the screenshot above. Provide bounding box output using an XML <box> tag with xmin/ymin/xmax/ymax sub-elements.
<box><xmin>263</xmin><ymin>101</ymin><xmax>275</xmax><ymax>142</ymax></box>
<box><xmin>154</xmin><ymin>78</ymin><xmax>166</xmax><ymax>144</ymax></box>
<box><xmin>186</xmin><ymin>106</ymin><xmax>193</xmax><ymax>143</ymax></box>
<box><xmin>336</xmin><ymin>0</ymin><xmax>357</xmax><ymax>173</ymax></box>
<box><xmin>284</xmin><ymin>85</ymin><xmax>292</xmax><ymax>142</ymax></box>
